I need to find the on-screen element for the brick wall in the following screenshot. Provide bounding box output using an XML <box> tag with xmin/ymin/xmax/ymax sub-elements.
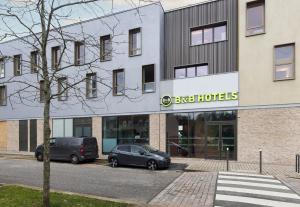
<box><xmin>238</xmin><ymin>107</ymin><xmax>300</xmax><ymax>165</ymax></box>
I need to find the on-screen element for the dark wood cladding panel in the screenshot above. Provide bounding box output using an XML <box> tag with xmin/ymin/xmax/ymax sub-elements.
<box><xmin>19</xmin><ymin>120</ymin><xmax>28</xmax><ymax>151</ymax></box>
<box><xmin>30</xmin><ymin>119</ymin><xmax>37</xmax><ymax>152</ymax></box>
<box><xmin>164</xmin><ymin>0</ymin><xmax>238</xmax><ymax>79</ymax></box>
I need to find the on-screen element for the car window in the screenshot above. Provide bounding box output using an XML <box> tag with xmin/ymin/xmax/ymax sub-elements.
<box><xmin>131</xmin><ymin>146</ymin><xmax>145</xmax><ymax>154</ymax></box>
<box><xmin>117</xmin><ymin>145</ymin><xmax>130</xmax><ymax>152</ymax></box>
<box><xmin>69</xmin><ymin>139</ymin><xmax>82</xmax><ymax>146</ymax></box>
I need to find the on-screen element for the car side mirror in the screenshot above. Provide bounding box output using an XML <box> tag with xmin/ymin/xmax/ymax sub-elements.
<box><xmin>139</xmin><ymin>151</ymin><xmax>145</xmax><ymax>155</ymax></box>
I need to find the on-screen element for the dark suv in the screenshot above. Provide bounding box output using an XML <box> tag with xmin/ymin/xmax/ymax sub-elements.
<box><xmin>35</xmin><ymin>137</ymin><xmax>99</xmax><ymax>164</ymax></box>
<box><xmin>108</xmin><ymin>144</ymin><xmax>171</xmax><ymax>170</ymax></box>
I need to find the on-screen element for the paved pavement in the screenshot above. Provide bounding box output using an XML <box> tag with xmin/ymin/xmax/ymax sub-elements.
<box><xmin>149</xmin><ymin>172</ymin><xmax>217</xmax><ymax>207</ymax></box>
<box><xmin>215</xmin><ymin>172</ymin><xmax>300</xmax><ymax>207</ymax></box>
<box><xmin>172</xmin><ymin>158</ymin><xmax>300</xmax><ymax>178</ymax></box>
<box><xmin>0</xmin><ymin>158</ymin><xmax>182</xmax><ymax>204</ymax></box>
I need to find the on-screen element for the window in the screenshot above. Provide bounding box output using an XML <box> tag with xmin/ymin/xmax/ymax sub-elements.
<box><xmin>129</xmin><ymin>28</ymin><xmax>141</xmax><ymax>56</ymax></box>
<box><xmin>214</xmin><ymin>25</ymin><xmax>227</xmax><ymax>42</ymax></box>
<box><xmin>191</xmin><ymin>30</ymin><xmax>203</xmax><ymax>45</ymax></box>
<box><xmin>118</xmin><ymin>145</ymin><xmax>131</xmax><ymax>152</ymax></box>
<box><xmin>52</xmin><ymin>118</ymin><xmax>73</xmax><ymax>137</ymax></box>
<box><xmin>196</xmin><ymin>65</ymin><xmax>209</xmax><ymax>77</ymax></box>
<box><xmin>73</xmin><ymin>117</ymin><xmax>92</xmax><ymax>137</ymax></box>
<box><xmin>274</xmin><ymin>44</ymin><xmax>295</xmax><ymax>81</ymax></box>
<box><xmin>142</xmin><ymin>64</ymin><xmax>155</xmax><ymax>93</ymax></box>
<box><xmin>246</xmin><ymin>0</ymin><xmax>265</xmax><ymax>36</ymax></box>
<box><xmin>187</xmin><ymin>67</ymin><xmax>196</xmax><ymax>78</ymax></box>
<box><xmin>58</xmin><ymin>77</ymin><xmax>68</xmax><ymax>101</ymax></box>
<box><xmin>102</xmin><ymin>115</ymin><xmax>149</xmax><ymax>154</ymax></box>
<box><xmin>51</xmin><ymin>46</ymin><xmax>61</xmax><ymax>70</ymax></box>
<box><xmin>100</xmin><ymin>35</ymin><xmax>112</xmax><ymax>61</ymax></box>
<box><xmin>86</xmin><ymin>73</ymin><xmax>97</xmax><ymax>98</ymax></box>
<box><xmin>74</xmin><ymin>41</ymin><xmax>85</xmax><ymax>65</ymax></box>
<box><xmin>174</xmin><ymin>68</ymin><xmax>186</xmax><ymax>79</ymax></box>
<box><xmin>174</xmin><ymin>64</ymin><xmax>208</xmax><ymax>79</ymax></box>
<box><xmin>191</xmin><ymin>23</ymin><xmax>227</xmax><ymax>46</ymax></box>
<box><xmin>40</xmin><ymin>80</ymin><xmax>45</xmax><ymax>103</ymax></box>
<box><xmin>0</xmin><ymin>59</ymin><xmax>4</xmax><ymax>78</ymax></box>
<box><xmin>113</xmin><ymin>69</ymin><xmax>125</xmax><ymax>96</ymax></box>
<box><xmin>31</xmin><ymin>51</ymin><xmax>39</xmax><ymax>73</ymax></box>
<box><xmin>0</xmin><ymin>86</ymin><xmax>6</xmax><ymax>106</ymax></box>
<box><xmin>203</xmin><ymin>28</ymin><xmax>213</xmax><ymax>44</ymax></box>
<box><xmin>13</xmin><ymin>55</ymin><xmax>21</xmax><ymax>76</ymax></box>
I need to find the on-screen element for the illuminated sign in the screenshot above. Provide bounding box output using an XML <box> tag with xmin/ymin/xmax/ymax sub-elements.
<box><xmin>161</xmin><ymin>92</ymin><xmax>238</xmax><ymax>107</ymax></box>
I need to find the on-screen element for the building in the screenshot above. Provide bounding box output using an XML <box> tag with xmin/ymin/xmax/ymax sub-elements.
<box><xmin>0</xmin><ymin>0</ymin><xmax>299</xmax><ymax>165</ymax></box>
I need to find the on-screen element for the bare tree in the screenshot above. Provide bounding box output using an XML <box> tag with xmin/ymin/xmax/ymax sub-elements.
<box><xmin>0</xmin><ymin>0</ymin><xmax>149</xmax><ymax>206</ymax></box>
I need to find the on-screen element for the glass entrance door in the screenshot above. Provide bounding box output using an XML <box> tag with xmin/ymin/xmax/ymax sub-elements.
<box><xmin>206</xmin><ymin>123</ymin><xmax>236</xmax><ymax>160</ymax></box>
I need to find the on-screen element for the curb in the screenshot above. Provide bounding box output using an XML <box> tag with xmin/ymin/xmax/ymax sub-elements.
<box><xmin>0</xmin><ymin>183</ymin><xmax>139</xmax><ymax>206</ymax></box>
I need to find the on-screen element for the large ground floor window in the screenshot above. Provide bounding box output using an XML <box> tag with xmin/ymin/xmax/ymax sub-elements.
<box><xmin>52</xmin><ymin>117</ymin><xmax>92</xmax><ymax>138</ymax></box>
<box><xmin>102</xmin><ymin>115</ymin><xmax>149</xmax><ymax>154</ymax></box>
<box><xmin>166</xmin><ymin>111</ymin><xmax>237</xmax><ymax>160</ymax></box>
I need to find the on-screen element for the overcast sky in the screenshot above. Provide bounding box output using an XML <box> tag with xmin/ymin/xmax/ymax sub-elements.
<box><xmin>0</xmin><ymin>0</ymin><xmax>207</xmax><ymax>42</ymax></box>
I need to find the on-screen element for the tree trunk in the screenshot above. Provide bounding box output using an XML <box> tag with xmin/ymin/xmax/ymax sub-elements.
<box><xmin>43</xmin><ymin>97</ymin><xmax>51</xmax><ymax>207</ymax></box>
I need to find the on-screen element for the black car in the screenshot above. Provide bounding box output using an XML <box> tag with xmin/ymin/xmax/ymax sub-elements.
<box><xmin>108</xmin><ymin>144</ymin><xmax>171</xmax><ymax>170</ymax></box>
<box><xmin>35</xmin><ymin>137</ymin><xmax>99</xmax><ymax>164</ymax></box>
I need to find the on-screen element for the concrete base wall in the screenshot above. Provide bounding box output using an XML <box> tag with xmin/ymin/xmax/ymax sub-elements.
<box><xmin>238</xmin><ymin>107</ymin><xmax>300</xmax><ymax>165</ymax></box>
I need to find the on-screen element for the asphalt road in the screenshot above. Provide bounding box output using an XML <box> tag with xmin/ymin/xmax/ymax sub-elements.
<box><xmin>0</xmin><ymin>158</ymin><xmax>182</xmax><ymax>204</ymax></box>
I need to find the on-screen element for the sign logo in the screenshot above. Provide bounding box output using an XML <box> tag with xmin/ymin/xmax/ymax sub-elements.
<box><xmin>161</xmin><ymin>95</ymin><xmax>172</xmax><ymax>107</ymax></box>
<box><xmin>160</xmin><ymin>92</ymin><xmax>238</xmax><ymax>107</ymax></box>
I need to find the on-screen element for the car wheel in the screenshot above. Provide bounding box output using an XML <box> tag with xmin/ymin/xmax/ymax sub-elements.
<box><xmin>110</xmin><ymin>157</ymin><xmax>118</xmax><ymax>168</ymax></box>
<box><xmin>36</xmin><ymin>153</ymin><xmax>43</xmax><ymax>162</ymax></box>
<box><xmin>147</xmin><ymin>160</ymin><xmax>158</xmax><ymax>170</ymax></box>
<box><xmin>71</xmin><ymin>155</ymin><xmax>79</xmax><ymax>164</ymax></box>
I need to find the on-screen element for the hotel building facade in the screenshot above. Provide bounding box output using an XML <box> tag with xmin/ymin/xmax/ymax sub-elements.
<box><xmin>0</xmin><ymin>0</ymin><xmax>299</xmax><ymax>165</ymax></box>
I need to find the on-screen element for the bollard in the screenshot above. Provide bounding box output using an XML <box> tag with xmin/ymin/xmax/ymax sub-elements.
<box><xmin>226</xmin><ymin>148</ymin><xmax>229</xmax><ymax>171</ymax></box>
<box><xmin>259</xmin><ymin>149</ymin><xmax>262</xmax><ymax>174</ymax></box>
<box><xmin>296</xmin><ymin>154</ymin><xmax>300</xmax><ymax>173</ymax></box>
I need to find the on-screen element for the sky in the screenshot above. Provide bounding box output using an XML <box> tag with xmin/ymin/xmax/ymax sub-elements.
<box><xmin>0</xmin><ymin>0</ymin><xmax>208</xmax><ymax>42</ymax></box>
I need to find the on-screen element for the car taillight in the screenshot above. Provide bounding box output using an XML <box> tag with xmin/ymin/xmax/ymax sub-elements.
<box><xmin>80</xmin><ymin>145</ymin><xmax>85</xmax><ymax>155</ymax></box>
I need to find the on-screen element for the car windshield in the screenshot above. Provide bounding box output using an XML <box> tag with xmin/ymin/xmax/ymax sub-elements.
<box><xmin>141</xmin><ymin>145</ymin><xmax>158</xmax><ymax>153</ymax></box>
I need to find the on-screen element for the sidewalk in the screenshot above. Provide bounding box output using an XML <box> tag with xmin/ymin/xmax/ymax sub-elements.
<box><xmin>149</xmin><ymin>172</ymin><xmax>217</xmax><ymax>207</ymax></box>
<box><xmin>172</xmin><ymin>158</ymin><xmax>300</xmax><ymax>178</ymax></box>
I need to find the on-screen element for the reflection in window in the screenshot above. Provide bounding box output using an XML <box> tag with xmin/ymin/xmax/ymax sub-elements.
<box><xmin>203</xmin><ymin>28</ymin><xmax>213</xmax><ymax>44</ymax></box>
<box><xmin>191</xmin><ymin>30</ymin><xmax>203</xmax><ymax>45</ymax></box>
<box><xmin>129</xmin><ymin>28</ymin><xmax>141</xmax><ymax>56</ymax></box>
<box><xmin>174</xmin><ymin>64</ymin><xmax>208</xmax><ymax>79</ymax></box>
<box><xmin>274</xmin><ymin>44</ymin><xmax>295</xmax><ymax>81</ymax></box>
<box><xmin>214</xmin><ymin>25</ymin><xmax>227</xmax><ymax>42</ymax></box>
<box><xmin>191</xmin><ymin>23</ymin><xmax>226</xmax><ymax>46</ymax></box>
<box><xmin>86</xmin><ymin>73</ymin><xmax>97</xmax><ymax>98</ymax></box>
<box><xmin>246</xmin><ymin>0</ymin><xmax>265</xmax><ymax>36</ymax></box>
<box><xmin>0</xmin><ymin>59</ymin><xmax>5</xmax><ymax>78</ymax></box>
<box><xmin>142</xmin><ymin>64</ymin><xmax>155</xmax><ymax>93</ymax></box>
<box><xmin>166</xmin><ymin>111</ymin><xmax>237</xmax><ymax>159</ymax></box>
<box><xmin>103</xmin><ymin>115</ymin><xmax>149</xmax><ymax>154</ymax></box>
<box><xmin>196</xmin><ymin>65</ymin><xmax>208</xmax><ymax>76</ymax></box>
<box><xmin>100</xmin><ymin>35</ymin><xmax>112</xmax><ymax>61</ymax></box>
<box><xmin>187</xmin><ymin>67</ymin><xmax>196</xmax><ymax>78</ymax></box>
<box><xmin>113</xmin><ymin>69</ymin><xmax>125</xmax><ymax>95</ymax></box>
<box><xmin>0</xmin><ymin>85</ymin><xmax>6</xmax><ymax>106</ymax></box>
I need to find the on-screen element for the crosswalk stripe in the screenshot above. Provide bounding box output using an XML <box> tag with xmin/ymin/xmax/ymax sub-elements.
<box><xmin>219</xmin><ymin>171</ymin><xmax>273</xmax><ymax>178</ymax></box>
<box><xmin>215</xmin><ymin>194</ymin><xmax>300</xmax><ymax>207</ymax></box>
<box><xmin>217</xmin><ymin>186</ymin><xmax>300</xmax><ymax>199</ymax></box>
<box><xmin>218</xmin><ymin>175</ymin><xmax>281</xmax><ymax>183</ymax></box>
<box><xmin>218</xmin><ymin>180</ymin><xmax>289</xmax><ymax>189</ymax></box>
